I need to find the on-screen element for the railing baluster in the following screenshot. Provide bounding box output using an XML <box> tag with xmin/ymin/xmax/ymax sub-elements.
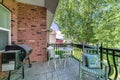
<box><xmin>100</xmin><ymin>45</ymin><xmax>103</xmax><ymax>68</ymax></box>
<box><xmin>106</xmin><ymin>50</ymin><xmax>111</xmax><ymax>76</ymax></box>
<box><xmin>112</xmin><ymin>51</ymin><xmax>118</xmax><ymax>80</ymax></box>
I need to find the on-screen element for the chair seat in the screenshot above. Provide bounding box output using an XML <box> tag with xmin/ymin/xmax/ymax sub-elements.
<box><xmin>80</xmin><ymin>65</ymin><xmax>105</xmax><ymax>76</ymax></box>
<box><xmin>54</xmin><ymin>55</ymin><xmax>60</xmax><ymax>58</ymax></box>
<box><xmin>63</xmin><ymin>53</ymin><xmax>71</xmax><ymax>56</ymax></box>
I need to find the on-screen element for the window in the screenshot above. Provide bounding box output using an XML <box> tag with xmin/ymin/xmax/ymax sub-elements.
<box><xmin>0</xmin><ymin>4</ymin><xmax>11</xmax><ymax>50</ymax></box>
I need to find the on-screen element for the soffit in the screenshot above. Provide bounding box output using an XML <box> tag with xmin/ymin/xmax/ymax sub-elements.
<box><xmin>16</xmin><ymin>0</ymin><xmax>45</xmax><ymax>7</ymax></box>
<box><xmin>16</xmin><ymin>0</ymin><xmax>59</xmax><ymax>14</ymax></box>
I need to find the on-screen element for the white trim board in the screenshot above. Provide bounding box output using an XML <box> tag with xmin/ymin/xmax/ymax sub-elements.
<box><xmin>16</xmin><ymin>0</ymin><xmax>45</xmax><ymax>7</ymax></box>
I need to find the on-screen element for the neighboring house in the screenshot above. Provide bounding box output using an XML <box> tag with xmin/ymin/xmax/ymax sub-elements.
<box><xmin>49</xmin><ymin>22</ymin><xmax>64</xmax><ymax>43</ymax></box>
<box><xmin>56</xmin><ymin>31</ymin><xmax>64</xmax><ymax>44</ymax></box>
<box><xmin>49</xmin><ymin>30</ymin><xmax>56</xmax><ymax>43</ymax></box>
<box><xmin>56</xmin><ymin>39</ymin><xmax>63</xmax><ymax>44</ymax></box>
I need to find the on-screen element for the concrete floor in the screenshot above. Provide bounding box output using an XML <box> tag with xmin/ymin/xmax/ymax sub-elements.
<box><xmin>10</xmin><ymin>58</ymin><xmax>80</xmax><ymax>80</ymax></box>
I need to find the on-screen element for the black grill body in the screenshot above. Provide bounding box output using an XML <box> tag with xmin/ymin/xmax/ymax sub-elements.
<box><xmin>5</xmin><ymin>44</ymin><xmax>32</xmax><ymax>67</ymax></box>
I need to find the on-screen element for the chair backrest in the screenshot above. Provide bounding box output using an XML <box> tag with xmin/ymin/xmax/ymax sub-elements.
<box><xmin>47</xmin><ymin>46</ymin><xmax>55</xmax><ymax>58</ymax></box>
<box><xmin>82</xmin><ymin>43</ymin><xmax>99</xmax><ymax>54</ymax></box>
<box><xmin>82</xmin><ymin>43</ymin><xmax>100</xmax><ymax>68</ymax></box>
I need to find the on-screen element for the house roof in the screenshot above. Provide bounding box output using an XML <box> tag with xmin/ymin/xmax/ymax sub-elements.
<box><xmin>50</xmin><ymin>22</ymin><xmax>59</xmax><ymax>31</ymax></box>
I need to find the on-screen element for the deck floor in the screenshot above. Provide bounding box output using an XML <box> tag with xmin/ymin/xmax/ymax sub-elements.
<box><xmin>10</xmin><ymin>58</ymin><xmax>80</xmax><ymax>80</ymax></box>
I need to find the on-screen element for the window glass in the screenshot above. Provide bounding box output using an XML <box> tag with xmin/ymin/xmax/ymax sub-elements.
<box><xmin>0</xmin><ymin>5</ymin><xmax>10</xmax><ymax>29</ymax></box>
<box><xmin>0</xmin><ymin>30</ymin><xmax>9</xmax><ymax>50</ymax></box>
<box><xmin>0</xmin><ymin>4</ymin><xmax>11</xmax><ymax>50</ymax></box>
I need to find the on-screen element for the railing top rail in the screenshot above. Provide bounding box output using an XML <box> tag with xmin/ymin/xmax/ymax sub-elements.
<box><xmin>101</xmin><ymin>47</ymin><xmax>120</xmax><ymax>52</ymax></box>
<box><xmin>73</xmin><ymin>43</ymin><xmax>120</xmax><ymax>52</ymax></box>
<box><xmin>49</xmin><ymin>43</ymin><xmax>120</xmax><ymax>53</ymax></box>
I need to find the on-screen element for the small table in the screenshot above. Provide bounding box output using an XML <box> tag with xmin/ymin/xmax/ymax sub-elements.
<box><xmin>58</xmin><ymin>47</ymin><xmax>73</xmax><ymax>51</ymax></box>
<box><xmin>58</xmin><ymin>47</ymin><xmax>73</xmax><ymax>68</ymax></box>
<box><xmin>58</xmin><ymin>47</ymin><xmax>73</xmax><ymax>57</ymax></box>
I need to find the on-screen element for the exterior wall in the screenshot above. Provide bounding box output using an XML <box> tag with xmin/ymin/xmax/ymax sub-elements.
<box><xmin>3</xmin><ymin>0</ymin><xmax>47</xmax><ymax>62</ymax></box>
<box><xmin>56</xmin><ymin>39</ymin><xmax>63</xmax><ymax>44</ymax></box>
<box><xmin>49</xmin><ymin>31</ymin><xmax>56</xmax><ymax>43</ymax></box>
<box><xmin>46</xmin><ymin>10</ymin><xmax>54</xmax><ymax>44</ymax></box>
<box><xmin>17</xmin><ymin>3</ymin><xmax>47</xmax><ymax>62</ymax></box>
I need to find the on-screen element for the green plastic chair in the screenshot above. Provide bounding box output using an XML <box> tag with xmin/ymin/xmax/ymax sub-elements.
<box><xmin>79</xmin><ymin>43</ymin><xmax>108</xmax><ymax>80</ymax></box>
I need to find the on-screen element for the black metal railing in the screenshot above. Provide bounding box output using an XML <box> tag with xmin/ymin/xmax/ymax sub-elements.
<box><xmin>48</xmin><ymin>43</ymin><xmax>120</xmax><ymax>80</ymax></box>
<box><xmin>100</xmin><ymin>46</ymin><xmax>120</xmax><ymax>80</ymax></box>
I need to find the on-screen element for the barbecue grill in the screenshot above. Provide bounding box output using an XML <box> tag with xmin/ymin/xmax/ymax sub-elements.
<box><xmin>5</xmin><ymin>44</ymin><xmax>32</xmax><ymax>67</ymax></box>
<box><xmin>4</xmin><ymin>44</ymin><xmax>32</xmax><ymax>80</ymax></box>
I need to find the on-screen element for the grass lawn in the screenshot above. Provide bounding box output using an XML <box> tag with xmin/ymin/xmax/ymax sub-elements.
<box><xmin>55</xmin><ymin>47</ymin><xmax>82</xmax><ymax>59</ymax></box>
<box><xmin>72</xmin><ymin>48</ymin><xmax>82</xmax><ymax>60</ymax></box>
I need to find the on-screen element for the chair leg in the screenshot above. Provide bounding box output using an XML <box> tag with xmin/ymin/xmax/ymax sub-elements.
<box><xmin>68</xmin><ymin>56</ymin><xmax>71</xmax><ymax>65</ymax></box>
<box><xmin>48</xmin><ymin>58</ymin><xmax>50</xmax><ymax>67</ymax></box>
<box><xmin>64</xmin><ymin>57</ymin><xmax>67</xmax><ymax>69</ymax></box>
<box><xmin>53</xmin><ymin>59</ymin><xmax>56</xmax><ymax>70</ymax></box>
<box><xmin>59</xmin><ymin>57</ymin><xmax>61</xmax><ymax>65</ymax></box>
<box><xmin>66</xmin><ymin>57</ymin><xmax>69</xmax><ymax>66</ymax></box>
<box><xmin>97</xmin><ymin>76</ymin><xmax>101</xmax><ymax>80</ymax></box>
<box><xmin>79</xmin><ymin>69</ymin><xmax>83</xmax><ymax>80</ymax></box>
<box><xmin>79</xmin><ymin>62</ymin><xmax>83</xmax><ymax>80</ymax></box>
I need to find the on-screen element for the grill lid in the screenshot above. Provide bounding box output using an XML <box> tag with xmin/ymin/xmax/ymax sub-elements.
<box><xmin>17</xmin><ymin>44</ymin><xmax>32</xmax><ymax>54</ymax></box>
<box><xmin>5</xmin><ymin>44</ymin><xmax>32</xmax><ymax>54</ymax></box>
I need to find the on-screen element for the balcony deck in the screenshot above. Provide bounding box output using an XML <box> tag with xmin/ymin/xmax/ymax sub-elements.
<box><xmin>11</xmin><ymin>58</ymin><xmax>80</xmax><ymax>80</ymax></box>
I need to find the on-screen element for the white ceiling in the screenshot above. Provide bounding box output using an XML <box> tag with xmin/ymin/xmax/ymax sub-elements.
<box><xmin>16</xmin><ymin>0</ymin><xmax>45</xmax><ymax>7</ymax></box>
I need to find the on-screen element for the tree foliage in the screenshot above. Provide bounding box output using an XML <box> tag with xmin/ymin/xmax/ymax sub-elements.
<box><xmin>55</xmin><ymin>0</ymin><xmax>120</xmax><ymax>48</ymax></box>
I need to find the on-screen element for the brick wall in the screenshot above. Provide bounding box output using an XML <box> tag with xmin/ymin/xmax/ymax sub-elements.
<box><xmin>3</xmin><ymin>0</ymin><xmax>47</xmax><ymax>62</ymax></box>
<box><xmin>17</xmin><ymin>3</ymin><xmax>47</xmax><ymax>62</ymax></box>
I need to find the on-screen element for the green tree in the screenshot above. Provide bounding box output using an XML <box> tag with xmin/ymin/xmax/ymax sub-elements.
<box><xmin>55</xmin><ymin>0</ymin><xmax>120</xmax><ymax>47</ymax></box>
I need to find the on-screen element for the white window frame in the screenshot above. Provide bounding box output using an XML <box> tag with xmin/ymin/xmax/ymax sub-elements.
<box><xmin>0</xmin><ymin>4</ymin><xmax>11</xmax><ymax>51</ymax></box>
